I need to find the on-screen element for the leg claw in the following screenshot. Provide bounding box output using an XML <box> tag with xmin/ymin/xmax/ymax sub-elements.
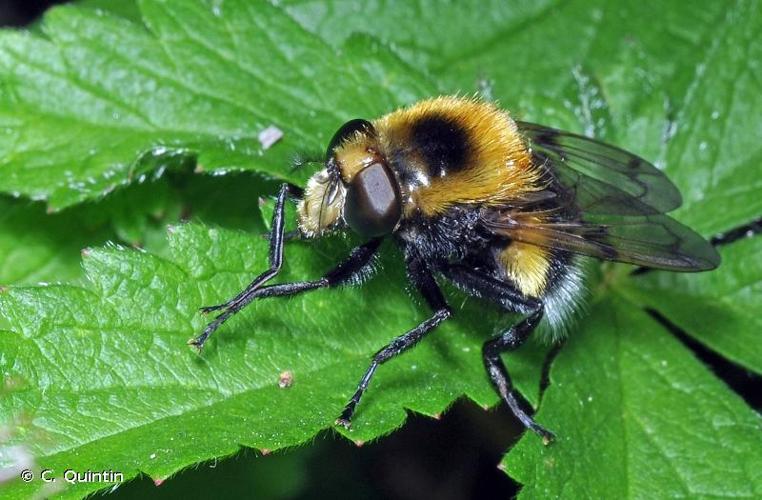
<box><xmin>530</xmin><ymin>424</ymin><xmax>556</xmax><ymax>445</ymax></box>
<box><xmin>187</xmin><ymin>337</ymin><xmax>204</xmax><ymax>350</ymax></box>
<box><xmin>199</xmin><ymin>304</ymin><xmax>225</xmax><ymax>315</ymax></box>
<box><xmin>335</xmin><ymin>417</ymin><xmax>352</xmax><ymax>430</ymax></box>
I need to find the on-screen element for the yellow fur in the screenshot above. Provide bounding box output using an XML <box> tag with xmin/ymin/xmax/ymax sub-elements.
<box><xmin>499</xmin><ymin>241</ymin><xmax>551</xmax><ymax>298</ymax></box>
<box><xmin>334</xmin><ymin>136</ymin><xmax>379</xmax><ymax>183</ymax></box>
<box><xmin>373</xmin><ymin>96</ymin><xmax>544</xmax><ymax>216</ymax></box>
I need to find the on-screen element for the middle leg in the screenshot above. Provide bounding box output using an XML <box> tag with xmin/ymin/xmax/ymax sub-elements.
<box><xmin>336</xmin><ymin>252</ymin><xmax>451</xmax><ymax>428</ymax></box>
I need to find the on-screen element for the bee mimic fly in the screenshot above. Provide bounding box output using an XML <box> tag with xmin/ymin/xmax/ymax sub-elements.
<box><xmin>189</xmin><ymin>96</ymin><xmax>720</xmax><ymax>443</ymax></box>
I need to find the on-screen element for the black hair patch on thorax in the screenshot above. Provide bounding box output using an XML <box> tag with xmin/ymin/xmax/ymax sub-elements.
<box><xmin>410</xmin><ymin>114</ymin><xmax>471</xmax><ymax>177</ymax></box>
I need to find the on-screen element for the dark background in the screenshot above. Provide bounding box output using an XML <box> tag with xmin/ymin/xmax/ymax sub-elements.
<box><xmin>0</xmin><ymin>0</ymin><xmax>67</xmax><ymax>26</ymax></box>
<box><xmin>2</xmin><ymin>2</ymin><xmax>759</xmax><ymax>499</ymax></box>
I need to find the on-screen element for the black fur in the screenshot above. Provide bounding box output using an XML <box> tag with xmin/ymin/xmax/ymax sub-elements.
<box><xmin>410</xmin><ymin>114</ymin><xmax>471</xmax><ymax>176</ymax></box>
<box><xmin>395</xmin><ymin>205</ymin><xmax>493</xmax><ymax>266</ymax></box>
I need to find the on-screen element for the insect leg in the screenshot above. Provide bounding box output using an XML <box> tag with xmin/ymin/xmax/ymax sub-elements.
<box><xmin>200</xmin><ymin>183</ymin><xmax>299</xmax><ymax>315</ymax></box>
<box><xmin>189</xmin><ymin>238</ymin><xmax>381</xmax><ymax>349</ymax></box>
<box><xmin>442</xmin><ymin>264</ymin><xmax>540</xmax><ymax>311</ymax></box>
<box><xmin>439</xmin><ymin>265</ymin><xmax>553</xmax><ymax>442</ymax></box>
<box><xmin>483</xmin><ymin>308</ymin><xmax>555</xmax><ymax>444</ymax></box>
<box><xmin>336</xmin><ymin>254</ymin><xmax>451</xmax><ymax>428</ymax></box>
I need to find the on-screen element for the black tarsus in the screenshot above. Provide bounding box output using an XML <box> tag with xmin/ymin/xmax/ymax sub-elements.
<box><xmin>710</xmin><ymin>216</ymin><xmax>762</xmax><ymax>246</ymax></box>
<box><xmin>191</xmin><ymin>280</ymin><xmax>325</xmax><ymax>349</ymax></box>
<box><xmin>482</xmin><ymin>307</ymin><xmax>555</xmax><ymax>444</ymax></box>
<box><xmin>336</xmin><ymin>250</ymin><xmax>452</xmax><ymax>428</ymax></box>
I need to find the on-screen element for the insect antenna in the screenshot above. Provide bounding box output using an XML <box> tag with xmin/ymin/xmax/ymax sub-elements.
<box><xmin>290</xmin><ymin>152</ymin><xmax>323</xmax><ymax>172</ymax></box>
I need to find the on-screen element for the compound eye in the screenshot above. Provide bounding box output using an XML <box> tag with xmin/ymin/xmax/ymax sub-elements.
<box><xmin>344</xmin><ymin>163</ymin><xmax>401</xmax><ymax>238</ymax></box>
<box><xmin>326</xmin><ymin>119</ymin><xmax>375</xmax><ymax>159</ymax></box>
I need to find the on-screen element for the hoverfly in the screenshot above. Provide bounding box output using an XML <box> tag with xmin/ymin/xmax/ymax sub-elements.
<box><xmin>190</xmin><ymin>97</ymin><xmax>719</xmax><ymax>442</ymax></box>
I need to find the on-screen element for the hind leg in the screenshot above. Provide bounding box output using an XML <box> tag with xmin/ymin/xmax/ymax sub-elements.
<box><xmin>442</xmin><ymin>264</ymin><xmax>554</xmax><ymax>443</ymax></box>
<box><xmin>483</xmin><ymin>308</ymin><xmax>554</xmax><ymax>444</ymax></box>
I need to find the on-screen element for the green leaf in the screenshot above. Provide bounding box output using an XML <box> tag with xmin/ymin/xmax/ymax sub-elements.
<box><xmin>0</xmin><ymin>222</ymin><xmax>546</xmax><ymax>499</ymax></box>
<box><xmin>283</xmin><ymin>0</ymin><xmax>555</xmax><ymax>71</ymax></box>
<box><xmin>77</xmin><ymin>0</ymin><xmax>143</xmax><ymax>23</ymax></box>
<box><xmin>0</xmin><ymin>0</ymin><xmax>434</xmax><ymax>210</ymax></box>
<box><xmin>0</xmin><ymin>196</ymin><xmax>111</xmax><ymax>285</ymax></box>
<box><xmin>0</xmin><ymin>180</ymin><xmax>183</xmax><ymax>287</ymax></box>
<box><xmin>502</xmin><ymin>296</ymin><xmax>762</xmax><ymax>498</ymax></box>
<box><xmin>0</xmin><ymin>172</ymin><xmax>274</xmax><ymax>286</ymax></box>
<box><xmin>624</xmin><ymin>236</ymin><xmax>762</xmax><ymax>375</ymax></box>
<box><xmin>1</xmin><ymin>1</ymin><xmax>761</xmax><ymax>498</ymax></box>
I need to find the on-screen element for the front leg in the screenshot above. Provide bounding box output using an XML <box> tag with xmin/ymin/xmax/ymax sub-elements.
<box><xmin>336</xmin><ymin>250</ymin><xmax>452</xmax><ymax>428</ymax></box>
<box><xmin>189</xmin><ymin>238</ymin><xmax>382</xmax><ymax>349</ymax></box>
<box><xmin>200</xmin><ymin>182</ymin><xmax>299</xmax><ymax>316</ymax></box>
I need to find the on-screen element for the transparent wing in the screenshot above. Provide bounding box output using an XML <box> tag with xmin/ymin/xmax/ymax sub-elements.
<box><xmin>481</xmin><ymin>122</ymin><xmax>718</xmax><ymax>271</ymax></box>
<box><xmin>482</xmin><ymin>211</ymin><xmax>720</xmax><ymax>271</ymax></box>
<box><xmin>517</xmin><ymin>121</ymin><xmax>682</xmax><ymax>216</ymax></box>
